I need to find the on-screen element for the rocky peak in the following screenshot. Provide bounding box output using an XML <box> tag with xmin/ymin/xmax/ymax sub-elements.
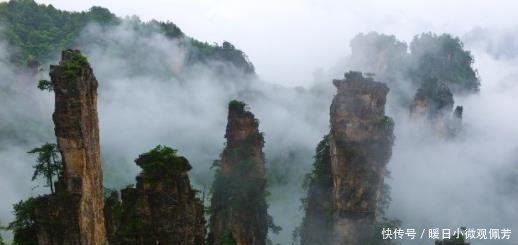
<box><xmin>104</xmin><ymin>145</ymin><xmax>205</xmax><ymax>245</ymax></box>
<box><xmin>208</xmin><ymin>100</ymin><xmax>268</xmax><ymax>245</ymax></box>
<box><xmin>51</xmin><ymin>49</ymin><xmax>106</xmax><ymax>245</ymax></box>
<box><xmin>331</xmin><ymin>71</ymin><xmax>390</xmax><ymax>142</ymax></box>
<box><xmin>221</xmin><ymin>100</ymin><xmax>265</xmax><ymax>176</ymax></box>
<box><xmin>10</xmin><ymin>50</ymin><xmax>106</xmax><ymax>245</ymax></box>
<box><xmin>301</xmin><ymin>71</ymin><xmax>394</xmax><ymax>245</ymax></box>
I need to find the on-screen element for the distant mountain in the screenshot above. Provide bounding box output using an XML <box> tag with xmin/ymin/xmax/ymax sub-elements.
<box><xmin>0</xmin><ymin>0</ymin><xmax>255</xmax><ymax>74</ymax></box>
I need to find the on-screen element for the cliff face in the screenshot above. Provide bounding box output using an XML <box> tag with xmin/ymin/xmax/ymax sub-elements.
<box><xmin>208</xmin><ymin>100</ymin><xmax>268</xmax><ymax>245</ymax></box>
<box><xmin>104</xmin><ymin>146</ymin><xmax>205</xmax><ymax>245</ymax></box>
<box><xmin>330</xmin><ymin>71</ymin><xmax>394</xmax><ymax>244</ymax></box>
<box><xmin>49</xmin><ymin>49</ymin><xmax>106</xmax><ymax>245</ymax></box>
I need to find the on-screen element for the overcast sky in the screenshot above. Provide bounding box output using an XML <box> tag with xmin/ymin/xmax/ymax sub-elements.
<box><xmin>36</xmin><ymin>0</ymin><xmax>518</xmax><ymax>86</ymax></box>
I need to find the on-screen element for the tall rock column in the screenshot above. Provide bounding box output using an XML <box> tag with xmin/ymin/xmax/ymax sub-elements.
<box><xmin>329</xmin><ymin>71</ymin><xmax>394</xmax><ymax>244</ymax></box>
<box><xmin>50</xmin><ymin>49</ymin><xmax>106</xmax><ymax>245</ymax></box>
<box><xmin>208</xmin><ymin>100</ymin><xmax>268</xmax><ymax>245</ymax></box>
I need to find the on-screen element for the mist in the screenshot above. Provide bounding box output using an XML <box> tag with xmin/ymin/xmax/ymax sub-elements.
<box><xmin>0</xmin><ymin>18</ymin><xmax>331</xmax><ymax>243</ymax></box>
<box><xmin>1</xmin><ymin>4</ymin><xmax>518</xmax><ymax>245</ymax></box>
<box><xmin>385</xmin><ymin>34</ymin><xmax>518</xmax><ymax>244</ymax></box>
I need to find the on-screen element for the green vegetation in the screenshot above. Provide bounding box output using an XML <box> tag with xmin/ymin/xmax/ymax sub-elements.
<box><xmin>382</xmin><ymin>116</ymin><xmax>395</xmax><ymax>131</ymax></box>
<box><xmin>27</xmin><ymin>143</ymin><xmax>63</xmax><ymax>194</ymax></box>
<box><xmin>410</xmin><ymin>33</ymin><xmax>479</xmax><ymax>94</ymax></box>
<box><xmin>299</xmin><ymin>135</ymin><xmax>333</xmax><ymax>245</ymax></box>
<box><xmin>210</xmin><ymin>42</ymin><xmax>255</xmax><ymax>74</ymax></box>
<box><xmin>302</xmin><ymin>135</ymin><xmax>331</xmax><ymax>192</ymax></box>
<box><xmin>135</xmin><ymin>145</ymin><xmax>192</xmax><ymax>177</ymax></box>
<box><xmin>0</xmin><ymin>0</ymin><xmax>255</xmax><ymax>74</ymax></box>
<box><xmin>4</xmin><ymin>143</ymin><xmax>64</xmax><ymax>245</ymax></box>
<box><xmin>7</xmin><ymin>198</ymin><xmax>38</xmax><ymax>245</ymax></box>
<box><xmin>221</xmin><ymin>230</ymin><xmax>237</xmax><ymax>245</ymax></box>
<box><xmin>228</xmin><ymin>100</ymin><xmax>247</xmax><ymax>113</ymax></box>
<box><xmin>414</xmin><ymin>77</ymin><xmax>454</xmax><ymax>117</ymax></box>
<box><xmin>0</xmin><ymin>0</ymin><xmax>117</xmax><ymax>65</ymax></box>
<box><xmin>37</xmin><ymin>79</ymin><xmax>52</xmax><ymax>91</ymax></box>
<box><xmin>103</xmin><ymin>189</ymin><xmax>144</xmax><ymax>245</ymax></box>
<box><xmin>61</xmin><ymin>52</ymin><xmax>89</xmax><ymax>80</ymax></box>
<box><xmin>344</xmin><ymin>71</ymin><xmax>375</xmax><ymax>82</ymax></box>
<box><xmin>348</xmin><ymin>32</ymin><xmax>479</xmax><ymax>95</ymax></box>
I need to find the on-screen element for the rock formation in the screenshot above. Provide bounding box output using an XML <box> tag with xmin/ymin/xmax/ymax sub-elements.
<box><xmin>9</xmin><ymin>50</ymin><xmax>106</xmax><ymax>245</ymax></box>
<box><xmin>208</xmin><ymin>100</ymin><xmax>268</xmax><ymax>245</ymax></box>
<box><xmin>329</xmin><ymin>71</ymin><xmax>394</xmax><ymax>244</ymax></box>
<box><xmin>411</xmin><ymin>78</ymin><xmax>463</xmax><ymax>136</ymax></box>
<box><xmin>50</xmin><ymin>49</ymin><xmax>106</xmax><ymax>245</ymax></box>
<box><xmin>103</xmin><ymin>145</ymin><xmax>205</xmax><ymax>245</ymax></box>
<box><xmin>300</xmin><ymin>71</ymin><xmax>395</xmax><ymax>245</ymax></box>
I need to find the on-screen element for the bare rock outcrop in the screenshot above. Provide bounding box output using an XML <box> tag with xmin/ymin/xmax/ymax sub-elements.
<box><xmin>49</xmin><ymin>49</ymin><xmax>106</xmax><ymax>245</ymax></box>
<box><xmin>301</xmin><ymin>71</ymin><xmax>395</xmax><ymax>245</ymax></box>
<box><xmin>104</xmin><ymin>145</ymin><xmax>205</xmax><ymax>245</ymax></box>
<box><xmin>208</xmin><ymin>100</ymin><xmax>268</xmax><ymax>245</ymax></box>
<box><xmin>329</xmin><ymin>71</ymin><xmax>394</xmax><ymax>244</ymax></box>
<box><xmin>10</xmin><ymin>50</ymin><xmax>106</xmax><ymax>245</ymax></box>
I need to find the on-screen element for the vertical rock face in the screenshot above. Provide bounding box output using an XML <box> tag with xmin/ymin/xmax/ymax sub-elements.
<box><xmin>50</xmin><ymin>49</ymin><xmax>106</xmax><ymax>245</ymax></box>
<box><xmin>329</xmin><ymin>71</ymin><xmax>394</xmax><ymax>244</ymax></box>
<box><xmin>104</xmin><ymin>146</ymin><xmax>205</xmax><ymax>245</ymax></box>
<box><xmin>208</xmin><ymin>100</ymin><xmax>268</xmax><ymax>245</ymax></box>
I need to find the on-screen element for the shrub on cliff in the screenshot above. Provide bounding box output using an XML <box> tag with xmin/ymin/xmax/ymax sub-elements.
<box><xmin>7</xmin><ymin>198</ymin><xmax>38</xmax><ymax>245</ymax></box>
<box><xmin>135</xmin><ymin>145</ymin><xmax>192</xmax><ymax>177</ymax></box>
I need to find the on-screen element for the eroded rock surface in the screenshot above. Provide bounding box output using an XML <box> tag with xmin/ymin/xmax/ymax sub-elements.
<box><xmin>50</xmin><ymin>49</ymin><xmax>106</xmax><ymax>245</ymax></box>
<box><xmin>329</xmin><ymin>71</ymin><xmax>394</xmax><ymax>244</ymax></box>
<box><xmin>208</xmin><ymin>100</ymin><xmax>268</xmax><ymax>245</ymax></box>
<box><xmin>104</xmin><ymin>146</ymin><xmax>205</xmax><ymax>245</ymax></box>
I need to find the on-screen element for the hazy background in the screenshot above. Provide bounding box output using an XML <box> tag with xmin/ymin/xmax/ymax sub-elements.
<box><xmin>0</xmin><ymin>1</ymin><xmax>517</xmax><ymax>244</ymax></box>
<box><xmin>36</xmin><ymin>0</ymin><xmax>518</xmax><ymax>86</ymax></box>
